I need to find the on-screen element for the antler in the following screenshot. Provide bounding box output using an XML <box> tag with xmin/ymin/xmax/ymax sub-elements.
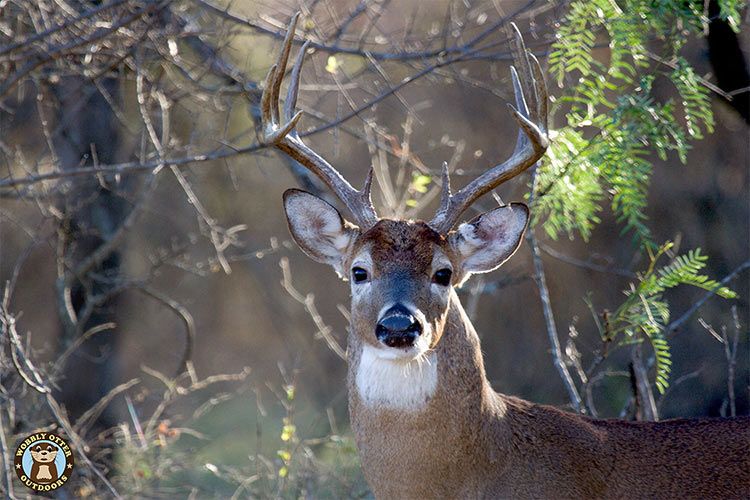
<box><xmin>430</xmin><ymin>23</ymin><xmax>549</xmax><ymax>234</ymax></box>
<box><xmin>261</xmin><ymin>13</ymin><xmax>379</xmax><ymax>229</ymax></box>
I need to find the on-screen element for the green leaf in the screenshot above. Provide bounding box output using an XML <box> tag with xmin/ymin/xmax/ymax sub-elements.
<box><xmin>671</xmin><ymin>58</ymin><xmax>714</xmax><ymax>140</ymax></box>
<box><xmin>410</xmin><ymin>173</ymin><xmax>431</xmax><ymax>193</ymax></box>
<box><xmin>607</xmin><ymin>242</ymin><xmax>736</xmax><ymax>393</ymax></box>
<box><xmin>532</xmin><ymin>129</ymin><xmax>603</xmax><ymax>240</ymax></box>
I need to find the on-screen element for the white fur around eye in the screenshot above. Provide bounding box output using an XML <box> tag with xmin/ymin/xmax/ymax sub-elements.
<box><xmin>431</xmin><ymin>250</ymin><xmax>453</xmax><ymax>274</ymax></box>
<box><xmin>351</xmin><ymin>278</ymin><xmax>371</xmax><ymax>301</ymax></box>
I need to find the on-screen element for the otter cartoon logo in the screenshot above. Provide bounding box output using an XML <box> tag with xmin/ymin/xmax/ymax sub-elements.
<box><xmin>14</xmin><ymin>432</ymin><xmax>74</xmax><ymax>492</ymax></box>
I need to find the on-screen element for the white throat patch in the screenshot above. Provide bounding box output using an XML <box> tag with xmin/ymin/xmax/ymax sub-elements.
<box><xmin>356</xmin><ymin>344</ymin><xmax>438</xmax><ymax>411</ymax></box>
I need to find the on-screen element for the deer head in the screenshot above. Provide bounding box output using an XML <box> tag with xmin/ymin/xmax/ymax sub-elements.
<box><xmin>262</xmin><ymin>13</ymin><xmax>547</xmax><ymax>376</ymax></box>
<box><xmin>283</xmin><ymin>190</ymin><xmax>529</xmax><ymax>358</ymax></box>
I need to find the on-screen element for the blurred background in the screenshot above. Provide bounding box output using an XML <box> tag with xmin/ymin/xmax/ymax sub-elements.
<box><xmin>0</xmin><ymin>0</ymin><xmax>748</xmax><ymax>497</ymax></box>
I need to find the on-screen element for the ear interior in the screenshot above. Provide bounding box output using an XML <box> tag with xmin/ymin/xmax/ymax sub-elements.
<box><xmin>449</xmin><ymin>203</ymin><xmax>529</xmax><ymax>281</ymax></box>
<box><xmin>283</xmin><ymin>189</ymin><xmax>357</xmax><ymax>276</ymax></box>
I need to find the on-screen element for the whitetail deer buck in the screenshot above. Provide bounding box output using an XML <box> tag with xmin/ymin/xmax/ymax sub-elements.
<box><xmin>261</xmin><ymin>15</ymin><xmax>750</xmax><ymax>499</ymax></box>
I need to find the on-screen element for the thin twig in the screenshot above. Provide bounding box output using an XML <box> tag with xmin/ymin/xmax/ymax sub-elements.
<box><xmin>1</xmin><ymin>307</ymin><xmax>50</xmax><ymax>394</ymax></box>
<box><xmin>644</xmin><ymin>259</ymin><xmax>750</xmax><ymax>377</ymax></box>
<box><xmin>136</xmin><ymin>286</ymin><xmax>196</xmax><ymax>375</ymax></box>
<box><xmin>665</xmin><ymin>260</ymin><xmax>750</xmax><ymax>337</ymax></box>
<box><xmin>0</xmin><ymin>0</ymin><xmax>129</xmax><ymax>58</ymax></box>
<box><xmin>1</xmin><ymin>1</ymin><xmax>536</xmax><ymax>191</ymax></box>
<box><xmin>631</xmin><ymin>342</ymin><xmax>658</xmax><ymax>421</ymax></box>
<box><xmin>657</xmin><ymin>369</ymin><xmax>703</xmax><ymax>413</ymax></box>
<box><xmin>699</xmin><ymin>314</ymin><xmax>740</xmax><ymax>417</ymax></box>
<box><xmin>53</xmin><ymin>322</ymin><xmax>117</xmax><ymax>374</ymax></box>
<box><xmin>192</xmin><ymin>0</ymin><xmax>538</xmax><ymax>61</ymax></box>
<box><xmin>74</xmin><ymin>379</ymin><xmax>141</xmax><ymax>435</ymax></box>
<box><xmin>539</xmin><ymin>242</ymin><xmax>636</xmax><ymax>278</ymax></box>
<box><xmin>527</xmin><ymin>168</ymin><xmax>582</xmax><ymax>412</ymax></box>
<box><xmin>0</xmin><ymin>1</ymin><xmax>171</xmax><ymax>98</ymax></box>
<box><xmin>279</xmin><ymin>257</ymin><xmax>347</xmax><ymax>360</ymax></box>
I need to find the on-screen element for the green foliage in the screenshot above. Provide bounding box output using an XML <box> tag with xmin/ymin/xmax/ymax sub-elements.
<box><xmin>406</xmin><ymin>173</ymin><xmax>432</xmax><ymax>207</ymax></box>
<box><xmin>532</xmin><ymin>129</ymin><xmax>602</xmax><ymax>240</ymax></box>
<box><xmin>649</xmin><ymin>249</ymin><xmax>737</xmax><ymax>298</ymax></box>
<box><xmin>535</xmin><ymin>0</ymin><xmax>743</xmax><ymax>247</ymax></box>
<box><xmin>511</xmin><ymin>1</ymin><xmax>743</xmax><ymax>407</ymax></box>
<box><xmin>671</xmin><ymin>58</ymin><xmax>715</xmax><ymax>139</ymax></box>
<box><xmin>717</xmin><ymin>0</ymin><xmax>744</xmax><ymax>31</ymax></box>
<box><xmin>596</xmin><ymin>242</ymin><xmax>737</xmax><ymax>393</ymax></box>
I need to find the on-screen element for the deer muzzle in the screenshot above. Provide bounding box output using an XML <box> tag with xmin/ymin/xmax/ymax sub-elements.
<box><xmin>376</xmin><ymin>304</ymin><xmax>422</xmax><ymax>349</ymax></box>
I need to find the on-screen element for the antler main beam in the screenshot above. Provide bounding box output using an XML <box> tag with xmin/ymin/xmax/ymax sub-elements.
<box><xmin>430</xmin><ymin>23</ymin><xmax>549</xmax><ymax>234</ymax></box>
<box><xmin>261</xmin><ymin>13</ymin><xmax>379</xmax><ymax>229</ymax></box>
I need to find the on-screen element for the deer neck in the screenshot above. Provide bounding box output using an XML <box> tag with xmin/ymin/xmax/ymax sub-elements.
<box><xmin>347</xmin><ymin>289</ymin><xmax>512</xmax><ymax>496</ymax></box>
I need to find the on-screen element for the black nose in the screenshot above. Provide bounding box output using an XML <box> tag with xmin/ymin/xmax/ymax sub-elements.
<box><xmin>376</xmin><ymin>304</ymin><xmax>422</xmax><ymax>348</ymax></box>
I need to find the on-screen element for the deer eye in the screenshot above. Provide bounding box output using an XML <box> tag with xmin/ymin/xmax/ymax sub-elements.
<box><xmin>352</xmin><ymin>267</ymin><xmax>369</xmax><ymax>283</ymax></box>
<box><xmin>433</xmin><ymin>268</ymin><xmax>452</xmax><ymax>286</ymax></box>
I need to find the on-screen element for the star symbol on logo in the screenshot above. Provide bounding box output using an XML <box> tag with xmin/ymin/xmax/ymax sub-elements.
<box><xmin>15</xmin><ymin>463</ymin><xmax>21</xmax><ymax>469</ymax></box>
<box><xmin>67</xmin><ymin>463</ymin><xmax>73</xmax><ymax>469</ymax></box>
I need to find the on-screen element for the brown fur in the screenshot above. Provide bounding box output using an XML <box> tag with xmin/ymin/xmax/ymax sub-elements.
<box><xmin>349</xmin><ymin>291</ymin><xmax>750</xmax><ymax>499</ymax></box>
<box><xmin>354</xmin><ymin>220</ymin><xmax>446</xmax><ymax>276</ymax></box>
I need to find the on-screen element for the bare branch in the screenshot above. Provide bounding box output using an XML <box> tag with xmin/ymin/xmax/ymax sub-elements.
<box><xmin>527</xmin><ymin>170</ymin><xmax>582</xmax><ymax>412</ymax></box>
<box><xmin>631</xmin><ymin>342</ymin><xmax>658</xmax><ymax>422</ymax></box>
<box><xmin>279</xmin><ymin>257</ymin><xmax>347</xmax><ymax>360</ymax></box>
<box><xmin>666</xmin><ymin>260</ymin><xmax>750</xmax><ymax>336</ymax></box>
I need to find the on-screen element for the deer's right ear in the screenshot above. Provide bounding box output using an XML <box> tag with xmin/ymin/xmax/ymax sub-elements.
<box><xmin>283</xmin><ymin>189</ymin><xmax>358</xmax><ymax>277</ymax></box>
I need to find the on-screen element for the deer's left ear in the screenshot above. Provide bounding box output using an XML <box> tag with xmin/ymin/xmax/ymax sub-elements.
<box><xmin>448</xmin><ymin>203</ymin><xmax>529</xmax><ymax>284</ymax></box>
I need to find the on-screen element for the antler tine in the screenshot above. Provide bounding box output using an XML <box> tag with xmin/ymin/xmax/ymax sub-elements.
<box><xmin>284</xmin><ymin>40</ymin><xmax>309</xmax><ymax>123</ymax></box>
<box><xmin>260</xmin><ymin>63</ymin><xmax>277</xmax><ymax>127</ymax></box>
<box><xmin>271</xmin><ymin>13</ymin><xmax>299</xmax><ymax>124</ymax></box>
<box><xmin>509</xmin><ymin>23</ymin><xmax>535</xmax><ymax>118</ymax></box>
<box><xmin>430</xmin><ymin>23</ymin><xmax>549</xmax><ymax>234</ymax></box>
<box><xmin>435</xmin><ymin>161</ymin><xmax>452</xmax><ymax>218</ymax></box>
<box><xmin>509</xmin><ymin>66</ymin><xmax>530</xmax><ymax>155</ymax></box>
<box><xmin>260</xmin><ymin>14</ymin><xmax>378</xmax><ymax>229</ymax></box>
<box><xmin>529</xmin><ymin>52</ymin><xmax>549</xmax><ymax>133</ymax></box>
